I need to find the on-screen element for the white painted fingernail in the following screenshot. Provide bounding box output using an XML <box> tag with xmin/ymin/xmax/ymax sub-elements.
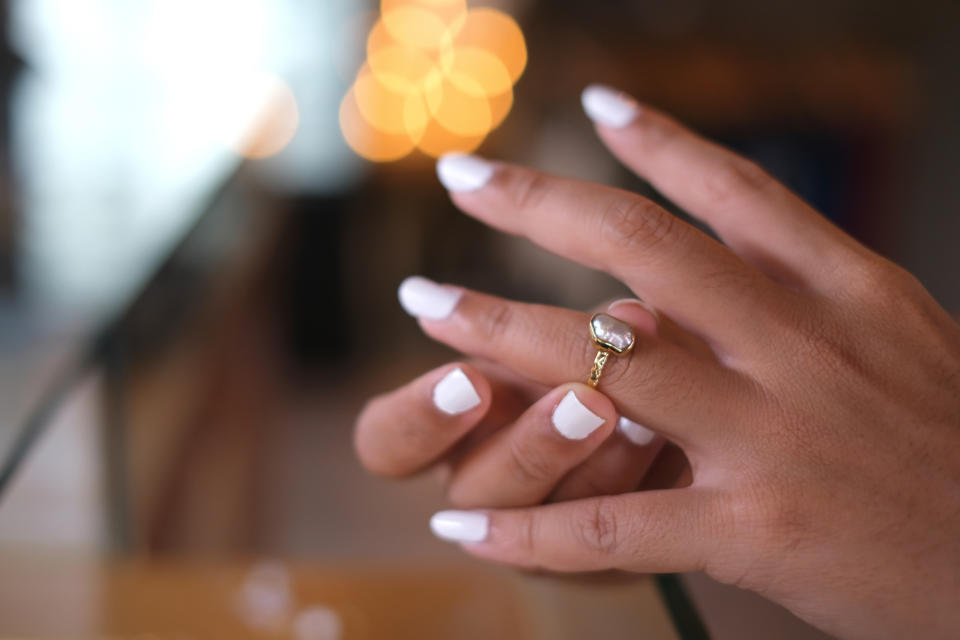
<box><xmin>552</xmin><ymin>390</ymin><xmax>605</xmax><ymax>440</ymax></box>
<box><xmin>581</xmin><ymin>84</ymin><xmax>640</xmax><ymax>128</ymax></box>
<box><xmin>430</xmin><ymin>510</ymin><xmax>489</xmax><ymax>543</ymax></box>
<box><xmin>398</xmin><ymin>276</ymin><xmax>462</xmax><ymax>320</ymax></box>
<box><xmin>618</xmin><ymin>416</ymin><xmax>656</xmax><ymax>446</ymax></box>
<box><xmin>433</xmin><ymin>367</ymin><xmax>482</xmax><ymax>415</ymax></box>
<box><xmin>436</xmin><ymin>153</ymin><xmax>494</xmax><ymax>192</ymax></box>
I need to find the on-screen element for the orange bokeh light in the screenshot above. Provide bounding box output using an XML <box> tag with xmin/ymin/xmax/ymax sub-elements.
<box><xmin>382</xmin><ymin>0</ymin><xmax>467</xmax><ymax>47</ymax></box>
<box><xmin>381</xmin><ymin>5</ymin><xmax>450</xmax><ymax>51</ymax></box>
<box><xmin>339</xmin><ymin>86</ymin><xmax>417</xmax><ymax>162</ymax></box>
<box><xmin>353</xmin><ymin>65</ymin><xmax>430</xmax><ymax>139</ymax></box>
<box><xmin>342</xmin><ymin>0</ymin><xmax>526</xmax><ymax>163</ymax></box>
<box><xmin>446</xmin><ymin>8</ymin><xmax>526</xmax><ymax>82</ymax></box>
<box><xmin>446</xmin><ymin>47</ymin><xmax>512</xmax><ymax>97</ymax></box>
<box><xmin>416</xmin><ymin>117</ymin><xmax>485</xmax><ymax>158</ymax></box>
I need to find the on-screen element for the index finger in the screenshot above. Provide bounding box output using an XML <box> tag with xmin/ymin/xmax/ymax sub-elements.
<box><xmin>581</xmin><ymin>84</ymin><xmax>867</xmax><ymax>290</ymax></box>
<box><xmin>436</xmin><ymin>154</ymin><xmax>787</xmax><ymax>357</ymax></box>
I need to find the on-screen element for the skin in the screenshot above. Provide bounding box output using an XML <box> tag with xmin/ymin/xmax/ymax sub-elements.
<box><xmin>354</xmin><ymin>97</ymin><xmax>960</xmax><ymax>639</ymax></box>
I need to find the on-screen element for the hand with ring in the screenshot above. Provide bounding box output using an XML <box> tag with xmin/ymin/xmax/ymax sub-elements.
<box><xmin>354</xmin><ymin>85</ymin><xmax>960</xmax><ymax>639</ymax></box>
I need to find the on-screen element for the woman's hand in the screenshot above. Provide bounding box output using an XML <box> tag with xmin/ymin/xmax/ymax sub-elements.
<box><xmin>359</xmin><ymin>86</ymin><xmax>960</xmax><ymax>639</ymax></box>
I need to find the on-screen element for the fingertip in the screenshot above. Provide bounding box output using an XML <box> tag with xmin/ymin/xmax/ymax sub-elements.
<box><xmin>432</xmin><ymin>362</ymin><xmax>491</xmax><ymax>416</ymax></box>
<box><xmin>398</xmin><ymin>275</ymin><xmax>463</xmax><ymax>320</ymax></box>
<box><xmin>551</xmin><ymin>383</ymin><xmax>617</xmax><ymax>441</ymax></box>
<box><xmin>582</xmin><ymin>83</ymin><xmax>641</xmax><ymax>129</ymax></box>
<box><xmin>436</xmin><ymin>153</ymin><xmax>495</xmax><ymax>192</ymax></box>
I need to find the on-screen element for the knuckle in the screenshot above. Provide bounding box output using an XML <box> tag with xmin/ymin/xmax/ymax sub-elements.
<box><xmin>847</xmin><ymin>256</ymin><xmax>924</xmax><ymax>306</ymax></box>
<box><xmin>518</xmin><ymin>510</ymin><xmax>539</xmax><ymax>559</ymax></box>
<box><xmin>465</xmin><ymin>299</ymin><xmax>515</xmax><ymax>343</ymax></box>
<box><xmin>503</xmin><ymin>169</ymin><xmax>550</xmax><ymax>211</ymax></box>
<box><xmin>571</xmin><ymin>496</ymin><xmax>621</xmax><ymax>561</ymax></box>
<box><xmin>781</xmin><ymin>310</ymin><xmax>864</xmax><ymax>385</ymax></box>
<box><xmin>697</xmin><ymin>262</ymin><xmax>760</xmax><ymax>294</ymax></box>
<box><xmin>599</xmin><ymin>196</ymin><xmax>680</xmax><ymax>255</ymax></box>
<box><xmin>705</xmin><ymin>157</ymin><xmax>773</xmax><ymax>204</ymax></box>
<box><xmin>632</xmin><ymin>110</ymin><xmax>681</xmax><ymax>154</ymax></box>
<box><xmin>507</xmin><ymin>435</ymin><xmax>555</xmax><ymax>485</ymax></box>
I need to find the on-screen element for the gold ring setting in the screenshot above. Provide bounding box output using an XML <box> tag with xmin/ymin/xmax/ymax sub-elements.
<box><xmin>588</xmin><ymin>312</ymin><xmax>636</xmax><ymax>388</ymax></box>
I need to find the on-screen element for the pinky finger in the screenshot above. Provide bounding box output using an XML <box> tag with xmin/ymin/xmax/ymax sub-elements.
<box><xmin>431</xmin><ymin>488</ymin><xmax>724</xmax><ymax>574</ymax></box>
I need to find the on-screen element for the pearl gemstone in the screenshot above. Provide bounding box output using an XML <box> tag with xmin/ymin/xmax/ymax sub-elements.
<box><xmin>590</xmin><ymin>313</ymin><xmax>635</xmax><ymax>354</ymax></box>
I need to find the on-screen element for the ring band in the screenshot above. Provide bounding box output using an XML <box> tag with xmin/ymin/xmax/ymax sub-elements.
<box><xmin>587</xmin><ymin>312</ymin><xmax>636</xmax><ymax>388</ymax></box>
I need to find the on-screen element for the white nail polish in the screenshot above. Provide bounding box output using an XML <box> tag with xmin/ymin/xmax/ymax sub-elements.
<box><xmin>433</xmin><ymin>367</ymin><xmax>482</xmax><ymax>415</ymax></box>
<box><xmin>436</xmin><ymin>153</ymin><xmax>494</xmax><ymax>192</ymax></box>
<box><xmin>430</xmin><ymin>510</ymin><xmax>489</xmax><ymax>543</ymax></box>
<box><xmin>398</xmin><ymin>276</ymin><xmax>462</xmax><ymax>320</ymax></box>
<box><xmin>618</xmin><ymin>416</ymin><xmax>656</xmax><ymax>446</ymax></box>
<box><xmin>581</xmin><ymin>84</ymin><xmax>639</xmax><ymax>128</ymax></box>
<box><xmin>552</xmin><ymin>390</ymin><xmax>605</xmax><ymax>440</ymax></box>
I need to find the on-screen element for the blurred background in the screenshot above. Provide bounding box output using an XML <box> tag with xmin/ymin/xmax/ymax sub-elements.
<box><xmin>0</xmin><ymin>0</ymin><xmax>957</xmax><ymax>637</ymax></box>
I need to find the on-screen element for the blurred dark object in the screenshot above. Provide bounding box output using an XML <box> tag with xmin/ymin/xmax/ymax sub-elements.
<box><xmin>280</xmin><ymin>196</ymin><xmax>347</xmax><ymax>365</ymax></box>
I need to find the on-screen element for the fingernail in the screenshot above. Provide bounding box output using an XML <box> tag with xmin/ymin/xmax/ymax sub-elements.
<box><xmin>581</xmin><ymin>84</ymin><xmax>640</xmax><ymax>128</ymax></box>
<box><xmin>433</xmin><ymin>367</ymin><xmax>482</xmax><ymax>415</ymax></box>
<box><xmin>398</xmin><ymin>276</ymin><xmax>462</xmax><ymax>320</ymax></box>
<box><xmin>430</xmin><ymin>510</ymin><xmax>489</xmax><ymax>543</ymax></box>
<box><xmin>552</xmin><ymin>390</ymin><xmax>605</xmax><ymax>440</ymax></box>
<box><xmin>436</xmin><ymin>153</ymin><xmax>494</xmax><ymax>192</ymax></box>
<box><xmin>618</xmin><ymin>416</ymin><xmax>656</xmax><ymax>446</ymax></box>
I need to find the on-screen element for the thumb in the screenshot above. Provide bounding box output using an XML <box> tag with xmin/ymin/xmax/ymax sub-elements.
<box><xmin>430</xmin><ymin>488</ymin><xmax>724</xmax><ymax>573</ymax></box>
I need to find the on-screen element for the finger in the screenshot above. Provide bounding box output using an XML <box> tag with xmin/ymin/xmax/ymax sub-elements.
<box><xmin>447</xmin><ymin>383</ymin><xmax>617</xmax><ymax>508</ymax></box>
<box><xmin>429</xmin><ymin>489</ymin><xmax>724</xmax><ymax>573</ymax></box>
<box><xmin>435</xmin><ymin>154</ymin><xmax>786</xmax><ymax>355</ymax></box>
<box><xmin>399</xmin><ymin>277</ymin><xmax>753</xmax><ymax>449</ymax></box>
<box><xmin>549</xmin><ymin>416</ymin><xmax>664</xmax><ymax>502</ymax></box>
<box><xmin>355</xmin><ymin>363</ymin><xmax>490</xmax><ymax>477</ymax></box>
<box><xmin>581</xmin><ymin>84</ymin><xmax>867</xmax><ymax>289</ymax></box>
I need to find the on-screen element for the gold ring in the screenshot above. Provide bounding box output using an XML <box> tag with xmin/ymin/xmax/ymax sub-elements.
<box><xmin>587</xmin><ymin>312</ymin><xmax>636</xmax><ymax>388</ymax></box>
